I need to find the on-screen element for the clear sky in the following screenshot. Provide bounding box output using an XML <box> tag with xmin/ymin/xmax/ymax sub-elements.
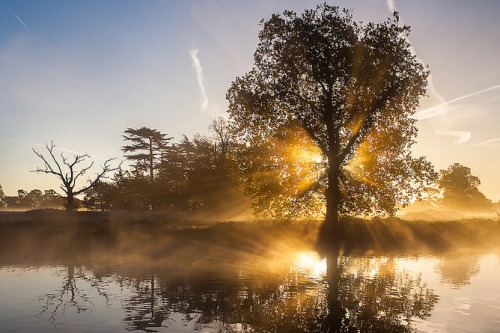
<box><xmin>1</xmin><ymin>0</ymin><xmax>500</xmax><ymax>200</ymax></box>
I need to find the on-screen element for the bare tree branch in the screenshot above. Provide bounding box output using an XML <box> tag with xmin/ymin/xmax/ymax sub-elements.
<box><xmin>32</xmin><ymin>141</ymin><xmax>120</xmax><ymax>210</ymax></box>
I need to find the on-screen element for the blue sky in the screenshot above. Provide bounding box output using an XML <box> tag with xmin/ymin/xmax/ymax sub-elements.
<box><xmin>1</xmin><ymin>0</ymin><xmax>500</xmax><ymax>200</ymax></box>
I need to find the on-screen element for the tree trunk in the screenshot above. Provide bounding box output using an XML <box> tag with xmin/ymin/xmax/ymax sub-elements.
<box><xmin>318</xmin><ymin>166</ymin><xmax>343</xmax><ymax>250</ymax></box>
<box><xmin>149</xmin><ymin>139</ymin><xmax>154</xmax><ymax>184</ymax></box>
<box><xmin>67</xmin><ymin>191</ymin><xmax>75</xmax><ymax>211</ymax></box>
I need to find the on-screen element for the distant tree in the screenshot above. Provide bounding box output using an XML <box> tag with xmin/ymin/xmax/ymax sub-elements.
<box><xmin>437</xmin><ymin>163</ymin><xmax>491</xmax><ymax>212</ymax></box>
<box><xmin>158</xmin><ymin>132</ymin><xmax>245</xmax><ymax>214</ymax></box>
<box><xmin>26</xmin><ymin>189</ymin><xmax>44</xmax><ymax>209</ymax></box>
<box><xmin>40</xmin><ymin>189</ymin><xmax>64</xmax><ymax>208</ymax></box>
<box><xmin>227</xmin><ymin>5</ymin><xmax>435</xmax><ymax>231</ymax></box>
<box><xmin>83</xmin><ymin>181</ymin><xmax>115</xmax><ymax>211</ymax></box>
<box><xmin>159</xmin><ymin>135</ymin><xmax>219</xmax><ymax>210</ymax></box>
<box><xmin>18</xmin><ymin>189</ymin><xmax>27</xmax><ymax>201</ymax></box>
<box><xmin>0</xmin><ymin>184</ymin><xmax>5</xmax><ymax>208</ymax></box>
<box><xmin>32</xmin><ymin>141</ymin><xmax>119</xmax><ymax>210</ymax></box>
<box><xmin>3</xmin><ymin>196</ymin><xmax>19</xmax><ymax>208</ymax></box>
<box><xmin>210</xmin><ymin>117</ymin><xmax>234</xmax><ymax>170</ymax></box>
<box><xmin>110</xmin><ymin>168</ymin><xmax>151</xmax><ymax>210</ymax></box>
<box><xmin>122</xmin><ymin>127</ymin><xmax>173</xmax><ymax>184</ymax></box>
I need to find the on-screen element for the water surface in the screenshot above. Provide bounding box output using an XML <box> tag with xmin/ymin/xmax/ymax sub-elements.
<box><xmin>1</xmin><ymin>251</ymin><xmax>499</xmax><ymax>332</ymax></box>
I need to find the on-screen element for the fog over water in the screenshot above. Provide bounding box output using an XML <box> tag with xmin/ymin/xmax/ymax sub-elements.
<box><xmin>1</xmin><ymin>212</ymin><xmax>500</xmax><ymax>332</ymax></box>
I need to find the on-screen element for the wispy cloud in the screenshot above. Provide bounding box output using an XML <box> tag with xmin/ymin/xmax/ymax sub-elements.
<box><xmin>413</xmin><ymin>83</ymin><xmax>500</xmax><ymax>120</ymax></box>
<box><xmin>6</xmin><ymin>138</ymin><xmax>100</xmax><ymax>157</ymax></box>
<box><xmin>189</xmin><ymin>48</ymin><xmax>209</xmax><ymax>112</ymax></box>
<box><xmin>471</xmin><ymin>137</ymin><xmax>500</xmax><ymax>147</ymax></box>
<box><xmin>437</xmin><ymin>131</ymin><xmax>471</xmax><ymax>144</ymax></box>
<box><xmin>386</xmin><ymin>0</ymin><xmax>396</xmax><ymax>13</ymax></box>
<box><xmin>383</xmin><ymin>1</ymin><xmax>473</xmax><ymax>144</ymax></box>
<box><xmin>8</xmin><ymin>8</ymin><xmax>32</xmax><ymax>34</ymax></box>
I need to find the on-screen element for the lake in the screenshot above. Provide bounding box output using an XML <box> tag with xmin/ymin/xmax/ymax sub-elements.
<box><xmin>1</xmin><ymin>250</ymin><xmax>499</xmax><ymax>332</ymax></box>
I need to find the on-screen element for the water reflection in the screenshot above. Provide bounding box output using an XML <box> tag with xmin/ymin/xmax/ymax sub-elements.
<box><xmin>35</xmin><ymin>265</ymin><xmax>113</xmax><ymax>324</ymax></box>
<box><xmin>14</xmin><ymin>253</ymin><xmax>438</xmax><ymax>332</ymax></box>
<box><xmin>435</xmin><ymin>255</ymin><xmax>480</xmax><ymax>288</ymax></box>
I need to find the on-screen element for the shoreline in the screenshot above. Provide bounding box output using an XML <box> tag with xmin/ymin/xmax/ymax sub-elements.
<box><xmin>1</xmin><ymin>209</ymin><xmax>499</xmax><ymax>268</ymax></box>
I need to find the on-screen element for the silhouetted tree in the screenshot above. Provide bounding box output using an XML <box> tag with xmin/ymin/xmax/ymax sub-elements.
<box><xmin>110</xmin><ymin>168</ymin><xmax>151</xmax><ymax>210</ymax></box>
<box><xmin>227</xmin><ymin>5</ymin><xmax>435</xmax><ymax>234</ymax></box>
<box><xmin>32</xmin><ymin>141</ymin><xmax>119</xmax><ymax>210</ymax></box>
<box><xmin>26</xmin><ymin>189</ymin><xmax>43</xmax><ymax>209</ymax></box>
<box><xmin>0</xmin><ymin>184</ymin><xmax>5</xmax><ymax>208</ymax></box>
<box><xmin>83</xmin><ymin>180</ymin><xmax>115</xmax><ymax>211</ymax></box>
<box><xmin>437</xmin><ymin>163</ymin><xmax>491</xmax><ymax>212</ymax></box>
<box><xmin>159</xmin><ymin>135</ymin><xmax>221</xmax><ymax>210</ymax></box>
<box><xmin>122</xmin><ymin>127</ymin><xmax>173</xmax><ymax>184</ymax></box>
<box><xmin>40</xmin><ymin>189</ymin><xmax>64</xmax><ymax>208</ymax></box>
<box><xmin>210</xmin><ymin>117</ymin><xmax>234</xmax><ymax>170</ymax></box>
<box><xmin>157</xmin><ymin>131</ymin><xmax>246</xmax><ymax>214</ymax></box>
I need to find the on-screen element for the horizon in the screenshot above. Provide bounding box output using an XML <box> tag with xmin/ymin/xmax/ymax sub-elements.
<box><xmin>1</xmin><ymin>0</ymin><xmax>500</xmax><ymax>200</ymax></box>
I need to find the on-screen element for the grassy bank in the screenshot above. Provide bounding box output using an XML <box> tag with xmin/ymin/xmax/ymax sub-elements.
<box><xmin>1</xmin><ymin>210</ymin><xmax>499</xmax><ymax>267</ymax></box>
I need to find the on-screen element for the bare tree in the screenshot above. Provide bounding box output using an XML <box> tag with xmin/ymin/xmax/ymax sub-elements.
<box><xmin>32</xmin><ymin>141</ymin><xmax>119</xmax><ymax>210</ymax></box>
<box><xmin>209</xmin><ymin>117</ymin><xmax>233</xmax><ymax>169</ymax></box>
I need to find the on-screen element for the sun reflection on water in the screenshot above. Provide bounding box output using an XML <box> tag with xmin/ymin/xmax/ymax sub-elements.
<box><xmin>293</xmin><ymin>251</ymin><xmax>327</xmax><ymax>279</ymax></box>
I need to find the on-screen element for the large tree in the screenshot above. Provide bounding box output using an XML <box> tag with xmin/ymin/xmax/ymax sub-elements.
<box><xmin>226</xmin><ymin>5</ymin><xmax>435</xmax><ymax>234</ymax></box>
<box><xmin>33</xmin><ymin>142</ymin><xmax>119</xmax><ymax>210</ymax></box>
<box><xmin>122</xmin><ymin>127</ymin><xmax>173</xmax><ymax>184</ymax></box>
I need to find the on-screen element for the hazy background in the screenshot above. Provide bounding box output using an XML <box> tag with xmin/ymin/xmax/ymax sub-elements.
<box><xmin>1</xmin><ymin>0</ymin><xmax>500</xmax><ymax>200</ymax></box>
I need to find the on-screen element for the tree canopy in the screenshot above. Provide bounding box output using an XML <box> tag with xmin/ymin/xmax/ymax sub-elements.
<box><xmin>0</xmin><ymin>184</ymin><xmax>5</xmax><ymax>208</ymax></box>
<box><xmin>227</xmin><ymin>4</ymin><xmax>435</xmax><ymax>228</ymax></box>
<box><xmin>437</xmin><ymin>163</ymin><xmax>491</xmax><ymax>212</ymax></box>
<box><xmin>122</xmin><ymin>127</ymin><xmax>173</xmax><ymax>183</ymax></box>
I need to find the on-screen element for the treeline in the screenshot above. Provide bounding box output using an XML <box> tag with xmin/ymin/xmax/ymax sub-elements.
<box><xmin>0</xmin><ymin>188</ymin><xmax>63</xmax><ymax>210</ymax></box>
<box><xmin>0</xmin><ymin>119</ymin><xmax>498</xmax><ymax>217</ymax></box>
<box><xmin>0</xmin><ymin>119</ymin><xmax>249</xmax><ymax>216</ymax></box>
<box><xmin>82</xmin><ymin>122</ymin><xmax>247</xmax><ymax>215</ymax></box>
<box><xmin>406</xmin><ymin>163</ymin><xmax>497</xmax><ymax>214</ymax></box>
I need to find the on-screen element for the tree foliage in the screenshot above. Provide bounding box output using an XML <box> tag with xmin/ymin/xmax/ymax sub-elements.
<box><xmin>226</xmin><ymin>5</ymin><xmax>436</xmax><ymax>223</ymax></box>
<box><xmin>437</xmin><ymin>163</ymin><xmax>491</xmax><ymax>212</ymax></box>
<box><xmin>229</xmin><ymin>121</ymin><xmax>325</xmax><ymax>218</ymax></box>
<box><xmin>1</xmin><ymin>188</ymin><xmax>64</xmax><ymax>209</ymax></box>
<box><xmin>0</xmin><ymin>185</ymin><xmax>5</xmax><ymax>208</ymax></box>
<box><xmin>80</xmin><ymin>123</ymin><xmax>247</xmax><ymax>214</ymax></box>
<box><xmin>122</xmin><ymin>127</ymin><xmax>172</xmax><ymax>183</ymax></box>
<box><xmin>83</xmin><ymin>181</ymin><xmax>115</xmax><ymax>211</ymax></box>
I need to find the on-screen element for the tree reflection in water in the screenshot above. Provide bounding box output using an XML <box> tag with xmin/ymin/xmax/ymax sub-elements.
<box><xmin>113</xmin><ymin>253</ymin><xmax>438</xmax><ymax>332</ymax></box>
<box><xmin>33</xmin><ymin>254</ymin><xmax>438</xmax><ymax>332</ymax></box>
<box><xmin>36</xmin><ymin>265</ymin><xmax>113</xmax><ymax>324</ymax></box>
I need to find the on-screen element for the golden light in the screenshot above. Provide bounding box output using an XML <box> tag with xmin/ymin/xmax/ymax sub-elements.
<box><xmin>274</xmin><ymin>123</ymin><xmax>326</xmax><ymax>196</ymax></box>
<box><xmin>344</xmin><ymin>138</ymin><xmax>381</xmax><ymax>188</ymax></box>
<box><xmin>294</xmin><ymin>251</ymin><xmax>327</xmax><ymax>279</ymax></box>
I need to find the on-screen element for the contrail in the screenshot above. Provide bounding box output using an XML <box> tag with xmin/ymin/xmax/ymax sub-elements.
<box><xmin>383</xmin><ymin>1</ymin><xmax>474</xmax><ymax>144</ymax></box>
<box><xmin>471</xmin><ymin>137</ymin><xmax>500</xmax><ymax>147</ymax></box>
<box><xmin>189</xmin><ymin>48</ymin><xmax>209</xmax><ymax>112</ymax></box>
<box><xmin>413</xmin><ymin>84</ymin><xmax>500</xmax><ymax>120</ymax></box>
<box><xmin>386</xmin><ymin>0</ymin><xmax>396</xmax><ymax>13</ymax></box>
<box><xmin>438</xmin><ymin>131</ymin><xmax>471</xmax><ymax>144</ymax></box>
<box><xmin>8</xmin><ymin>8</ymin><xmax>32</xmax><ymax>33</ymax></box>
<box><xmin>6</xmin><ymin>138</ymin><xmax>102</xmax><ymax>158</ymax></box>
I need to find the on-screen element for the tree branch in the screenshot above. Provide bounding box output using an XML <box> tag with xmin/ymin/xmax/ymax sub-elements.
<box><xmin>73</xmin><ymin>159</ymin><xmax>121</xmax><ymax>195</ymax></box>
<box><xmin>337</xmin><ymin>82</ymin><xmax>404</xmax><ymax>166</ymax></box>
